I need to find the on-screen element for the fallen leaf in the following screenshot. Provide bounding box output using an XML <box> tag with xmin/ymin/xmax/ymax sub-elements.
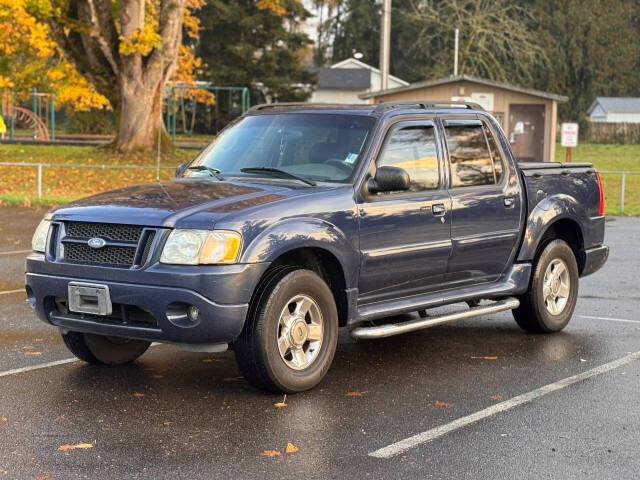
<box><xmin>489</xmin><ymin>395</ymin><xmax>503</xmax><ymax>401</ymax></box>
<box><xmin>223</xmin><ymin>376</ymin><xmax>243</xmax><ymax>382</ymax></box>
<box><xmin>22</xmin><ymin>345</ymin><xmax>35</xmax><ymax>350</ymax></box>
<box><xmin>285</xmin><ymin>442</ymin><xmax>298</xmax><ymax>453</ymax></box>
<box><xmin>434</xmin><ymin>401</ymin><xmax>451</xmax><ymax>407</ymax></box>
<box><xmin>0</xmin><ymin>417</ymin><xmax>7</xmax><ymax>421</ymax></box>
<box><xmin>57</xmin><ymin>442</ymin><xmax>94</xmax><ymax>452</ymax></box>
<box><xmin>36</xmin><ymin>476</ymin><xmax>53</xmax><ymax>480</ymax></box>
<box><xmin>346</xmin><ymin>391</ymin><xmax>362</xmax><ymax>397</ymax></box>
<box><xmin>25</xmin><ymin>351</ymin><xmax>42</xmax><ymax>356</ymax></box>
<box><xmin>471</xmin><ymin>355</ymin><xmax>498</xmax><ymax>360</ymax></box>
<box><xmin>260</xmin><ymin>449</ymin><xmax>281</xmax><ymax>457</ymax></box>
<box><xmin>202</xmin><ymin>358</ymin><xmax>214</xmax><ymax>363</ymax></box>
<box><xmin>274</xmin><ymin>394</ymin><xmax>287</xmax><ymax>408</ymax></box>
<box><xmin>133</xmin><ymin>392</ymin><xmax>145</xmax><ymax>398</ymax></box>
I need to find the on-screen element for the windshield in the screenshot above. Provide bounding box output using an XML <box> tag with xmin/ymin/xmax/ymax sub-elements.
<box><xmin>185</xmin><ymin>113</ymin><xmax>375</xmax><ymax>183</ymax></box>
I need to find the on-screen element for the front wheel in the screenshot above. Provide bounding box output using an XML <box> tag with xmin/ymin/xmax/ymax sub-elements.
<box><xmin>234</xmin><ymin>269</ymin><xmax>338</xmax><ymax>393</ymax></box>
<box><xmin>513</xmin><ymin>239</ymin><xmax>579</xmax><ymax>333</ymax></box>
<box><xmin>62</xmin><ymin>331</ymin><xmax>150</xmax><ymax>365</ymax></box>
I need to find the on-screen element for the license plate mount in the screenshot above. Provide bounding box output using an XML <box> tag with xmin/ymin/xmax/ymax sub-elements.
<box><xmin>68</xmin><ymin>282</ymin><xmax>112</xmax><ymax>316</ymax></box>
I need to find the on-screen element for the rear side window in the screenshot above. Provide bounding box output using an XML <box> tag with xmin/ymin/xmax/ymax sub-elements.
<box><xmin>377</xmin><ymin>126</ymin><xmax>439</xmax><ymax>192</ymax></box>
<box><xmin>444</xmin><ymin>124</ymin><xmax>495</xmax><ymax>187</ymax></box>
<box><xmin>483</xmin><ymin>124</ymin><xmax>504</xmax><ymax>183</ymax></box>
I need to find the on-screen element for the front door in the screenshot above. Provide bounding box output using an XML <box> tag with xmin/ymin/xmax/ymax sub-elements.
<box><xmin>441</xmin><ymin>116</ymin><xmax>522</xmax><ymax>286</ymax></box>
<box><xmin>357</xmin><ymin>120</ymin><xmax>452</xmax><ymax>304</ymax></box>
<box><xmin>508</xmin><ymin>104</ymin><xmax>545</xmax><ymax>163</ymax></box>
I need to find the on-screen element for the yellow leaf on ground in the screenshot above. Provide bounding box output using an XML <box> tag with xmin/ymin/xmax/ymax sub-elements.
<box><xmin>286</xmin><ymin>442</ymin><xmax>298</xmax><ymax>453</ymax></box>
<box><xmin>346</xmin><ymin>391</ymin><xmax>362</xmax><ymax>397</ymax></box>
<box><xmin>483</xmin><ymin>356</ymin><xmax>498</xmax><ymax>360</ymax></box>
<box><xmin>58</xmin><ymin>442</ymin><xmax>94</xmax><ymax>452</ymax></box>
<box><xmin>274</xmin><ymin>394</ymin><xmax>287</xmax><ymax>408</ymax></box>
<box><xmin>434</xmin><ymin>400</ymin><xmax>451</xmax><ymax>407</ymax></box>
<box><xmin>0</xmin><ymin>416</ymin><xmax>7</xmax><ymax>421</ymax></box>
<box><xmin>489</xmin><ymin>395</ymin><xmax>503</xmax><ymax>401</ymax></box>
<box><xmin>25</xmin><ymin>351</ymin><xmax>42</xmax><ymax>356</ymax></box>
<box><xmin>133</xmin><ymin>392</ymin><xmax>145</xmax><ymax>398</ymax></box>
<box><xmin>260</xmin><ymin>449</ymin><xmax>281</xmax><ymax>457</ymax></box>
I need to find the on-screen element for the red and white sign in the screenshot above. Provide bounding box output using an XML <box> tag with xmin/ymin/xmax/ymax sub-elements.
<box><xmin>561</xmin><ymin>123</ymin><xmax>579</xmax><ymax>147</ymax></box>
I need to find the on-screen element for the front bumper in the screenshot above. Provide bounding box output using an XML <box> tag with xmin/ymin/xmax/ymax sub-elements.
<box><xmin>581</xmin><ymin>245</ymin><xmax>609</xmax><ymax>277</ymax></box>
<box><xmin>25</xmin><ymin>255</ymin><xmax>269</xmax><ymax>344</ymax></box>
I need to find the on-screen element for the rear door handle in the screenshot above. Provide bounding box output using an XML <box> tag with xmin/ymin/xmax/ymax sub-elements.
<box><xmin>432</xmin><ymin>204</ymin><xmax>446</xmax><ymax>216</ymax></box>
<box><xmin>504</xmin><ymin>196</ymin><xmax>515</xmax><ymax>208</ymax></box>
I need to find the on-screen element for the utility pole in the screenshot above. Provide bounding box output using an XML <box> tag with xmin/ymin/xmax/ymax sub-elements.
<box><xmin>454</xmin><ymin>28</ymin><xmax>459</xmax><ymax>76</ymax></box>
<box><xmin>379</xmin><ymin>0</ymin><xmax>391</xmax><ymax>91</ymax></box>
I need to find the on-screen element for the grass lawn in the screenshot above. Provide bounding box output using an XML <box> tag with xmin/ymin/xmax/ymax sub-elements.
<box><xmin>0</xmin><ymin>142</ymin><xmax>638</xmax><ymax>215</ymax></box>
<box><xmin>555</xmin><ymin>143</ymin><xmax>640</xmax><ymax>215</ymax></box>
<box><xmin>0</xmin><ymin>144</ymin><xmax>194</xmax><ymax>206</ymax></box>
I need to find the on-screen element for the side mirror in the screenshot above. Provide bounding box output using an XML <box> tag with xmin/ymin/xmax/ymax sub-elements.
<box><xmin>175</xmin><ymin>161</ymin><xmax>189</xmax><ymax>178</ymax></box>
<box><xmin>367</xmin><ymin>166</ymin><xmax>410</xmax><ymax>194</ymax></box>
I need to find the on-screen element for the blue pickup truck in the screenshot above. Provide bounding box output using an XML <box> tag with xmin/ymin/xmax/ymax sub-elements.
<box><xmin>25</xmin><ymin>101</ymin><xmax>608</xmax><ymax>393</ymax></box>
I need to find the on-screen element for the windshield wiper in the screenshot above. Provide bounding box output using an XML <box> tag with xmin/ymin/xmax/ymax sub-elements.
<box><xmin>187</xmin><ymin>165</ymin><xmax>224</xmax><ymax>180</ymax></box>
<box><xmin>240</xmin><ymin>167</ymin><xmax>316</xmax><ymax>186</ymax></box>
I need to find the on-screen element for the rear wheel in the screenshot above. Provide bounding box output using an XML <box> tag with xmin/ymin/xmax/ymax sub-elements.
<box><xmin>61</xmin><ymin>331</ymin><xmax>150</xmax><ymax>365</ymax></box>
<box><xmin>234</xmin><ymin>268</ymin><xmax>338</xmax><ymax>393</ymax></box>
<box><xmin>513</xmin><ymin>239</ymin><xmax>579</xmax><ymax>333</ymax></box>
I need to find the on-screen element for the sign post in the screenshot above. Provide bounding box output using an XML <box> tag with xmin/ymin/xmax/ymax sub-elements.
<box><xmin>561</xmin><ymin>123</ymin><xmax>579</xmax><ymax>163</ymax></box>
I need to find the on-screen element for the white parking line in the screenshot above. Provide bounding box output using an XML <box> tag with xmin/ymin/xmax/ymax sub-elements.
<box><xmin>0</xmin><ymin>289</ymin><xmax>24</xmax><ymax>296</ymax></box>
<box><xmin>579</xmin><ymin>315</ymin><xmax>640</xmax><ymax>325</ymax></box>
<box><xmin>0</xmin><ymin>249</ymin><xmax>31</xmax><ymax>256</ymax></box>
<box><xmin>369</xmin><ymin>350</ymin><xmax>640</xmax><ymax>459</ymax></box>
<box><xmin>0</xmin><ymin>358</ymin><xmax>79</xmax><ymax>378</ymax></box>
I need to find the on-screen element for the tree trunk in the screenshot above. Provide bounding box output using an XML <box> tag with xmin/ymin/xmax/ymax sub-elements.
<box><xmin>115</xmin><ymin>76</ymin><xmax>167</xmax><ymax>152</ymax></box>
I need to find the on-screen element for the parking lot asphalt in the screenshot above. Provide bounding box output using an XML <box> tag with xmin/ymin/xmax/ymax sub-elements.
<box><xmin>0</xmin><ymin>207</ymin><xmax>638</xmax><ymax>479</ymax></box>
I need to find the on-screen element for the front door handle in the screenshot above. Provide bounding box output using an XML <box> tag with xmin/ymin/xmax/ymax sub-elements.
<box><xmin>432</xmin><ymin>204</ymin><xmax>446</xmax><ymax>216</ymax></box>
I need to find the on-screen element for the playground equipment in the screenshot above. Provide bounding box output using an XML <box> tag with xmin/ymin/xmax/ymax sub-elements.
<box><xmin>165</xmin><ymin>85</ymin><xmax>250</xmax><ymax>141</ymax></box>
<box><xmin>1</xmin><ymin>88</ymin><xmax>55</xmax><ymax>141</ymax></box>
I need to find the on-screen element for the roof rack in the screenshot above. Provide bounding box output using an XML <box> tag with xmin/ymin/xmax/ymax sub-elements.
<box><xmin>373</xmin><ymin>100</ymin><xmax>484</xmax><ymax>113</ymax></box>
<box><xmin>245</xmin><ymin>102</ymin><xmax>373</xmax><ymax>113</ymax></box>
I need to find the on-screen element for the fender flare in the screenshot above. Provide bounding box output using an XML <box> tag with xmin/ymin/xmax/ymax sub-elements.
<box><xmin>240</xmin><ymin>217</ymin><xmax>359</xmax><ymax>289</ymax></box>
<box><xmin>517</xmin><ymin>194</ymin><xmax>587</xmax><ymax>262</ymax></box>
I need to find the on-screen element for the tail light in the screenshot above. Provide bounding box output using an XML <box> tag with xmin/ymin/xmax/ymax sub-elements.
<box><xmin>596</xmin><ymin>172</ymin><xmax>605</xmax><ymax>216</ymax></box>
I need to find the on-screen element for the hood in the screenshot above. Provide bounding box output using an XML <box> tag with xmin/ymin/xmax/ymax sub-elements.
<box><xmin>49</xmin><ymin>179</ymin><xmax>314</xmax><ymax>228</ymax></box>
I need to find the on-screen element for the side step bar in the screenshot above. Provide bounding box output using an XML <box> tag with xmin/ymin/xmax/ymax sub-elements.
<box><xmin>350</xmin><ymin>297</ymin><xmax>520</xmax><ymax>340</ymax></box>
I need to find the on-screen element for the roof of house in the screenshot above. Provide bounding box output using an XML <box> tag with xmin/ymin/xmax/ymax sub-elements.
<box><xmin>587</xmin><ymin>97</ymin><xmax>640</xmax><ymax>115</ymax></box>
<box><xmin>317</xmin><ymin>68</ymin><xmax>371</xmax><ymax>90</ymax></box>
<box><xmin>359</xmin><ymin>74</ymin><xmax>568</xmax><ymax>102</ymax></box>
<box><xmin>331</xmin><ymin>58</ymin><xmax>410</xmax><ymax>87</ymax></box>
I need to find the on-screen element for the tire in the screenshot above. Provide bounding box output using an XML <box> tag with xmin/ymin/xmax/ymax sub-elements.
<box><xmin>234</xmin><ymin>268</ymin><xmax>339</xmax><ymax>394</ymax></box>
<box><xmin>513</xmin><ymin>239</ymin><xmax>579</xmax><ymax>333</ymax></box>
<box><xmin>62</xmin><ymin>331</ymin><xmax>150</xmax><ymax>365</ymax></box>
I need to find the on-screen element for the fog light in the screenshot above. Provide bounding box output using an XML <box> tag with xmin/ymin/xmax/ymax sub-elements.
<box><xmin>187</xmin><ymin>305</ymin><xmax>199</xmax><ymax>322</ymax></box>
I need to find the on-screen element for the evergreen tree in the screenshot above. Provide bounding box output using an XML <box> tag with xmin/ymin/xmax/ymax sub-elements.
<box><xmin>196</xmin><ymin>0</ymin><xmax>316</xmax><ymax>102</ymax></box>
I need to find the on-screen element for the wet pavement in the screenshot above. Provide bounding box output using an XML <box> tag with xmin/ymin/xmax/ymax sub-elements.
<box><xmin>0</xmin><ymin>207</ymin><xmax>638</xmax><ymax>479</ymax></box>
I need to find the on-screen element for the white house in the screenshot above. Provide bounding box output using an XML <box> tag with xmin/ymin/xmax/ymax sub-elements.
<box><xmin>309</xmin><ymin>58</ymin><xmax>409</xmax><ymax>104</ymax></box>
<box><xmin>587</xmin><ymin>97</ymin><xmax>640</xmax><ymax>123</ymax></box>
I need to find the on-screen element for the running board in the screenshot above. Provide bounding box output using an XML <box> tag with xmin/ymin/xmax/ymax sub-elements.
<box><xmin>350</xmin><ymin>297</ymin><xmax>520</xmax><ymax>340</ymax></box>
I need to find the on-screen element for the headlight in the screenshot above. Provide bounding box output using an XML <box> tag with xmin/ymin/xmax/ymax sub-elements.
<box><xmin>160</xmin><ymin>229</ymin><xmax>242</xmax><ymax>265</ymax></box>
<box><xmin>31</xmin><ymin>219</ymin><xmax>51</xmax><ymax>253</ymax></box>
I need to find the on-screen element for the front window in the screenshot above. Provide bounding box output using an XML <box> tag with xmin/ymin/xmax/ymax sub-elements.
<box><xmin>186</xmin><ymin>114</ymin><xmax>375</xmax><ymax>183</ymax></box>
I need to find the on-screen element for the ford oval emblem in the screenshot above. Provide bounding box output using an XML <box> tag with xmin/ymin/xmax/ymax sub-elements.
<box><xmin>88</xmin><ymin>237</ymin><xmax>107</xmax><ymax>249</ymax></box>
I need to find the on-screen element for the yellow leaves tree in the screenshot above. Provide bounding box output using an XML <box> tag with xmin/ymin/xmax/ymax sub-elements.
<box><xmin>0</xmin><ymin>0</ymin><xmax>106</xmax><ymax>110</ymax></box>
<box><xmin>17</xmin><ymin>0</ymin><xmax>209</xmax><ymax>152</ymax></box>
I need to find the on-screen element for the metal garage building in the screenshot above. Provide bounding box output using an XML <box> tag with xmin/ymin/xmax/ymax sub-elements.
<box><xmin>361</xmin><ymin>74</ymin><xmax>568</xmax><ymax>163</ymax></box>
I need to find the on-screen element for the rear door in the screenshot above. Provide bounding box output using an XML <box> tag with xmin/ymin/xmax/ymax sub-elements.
<box><xmin>357</xmin><ymin>119</ymin><xmax>452</xmax><ymax>303</ymax></box>
<box><xmin>440</xmin><ymin>115</ymin><xmax>522</xmax><ymax>286</ymax></box>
